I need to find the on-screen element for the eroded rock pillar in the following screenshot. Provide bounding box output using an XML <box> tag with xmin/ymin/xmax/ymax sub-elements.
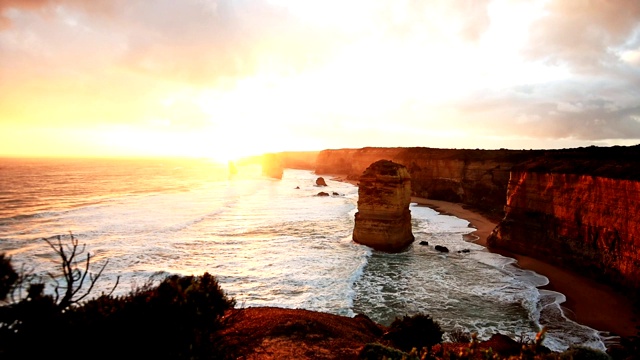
<box><xmin>353</xmin><ymin>160</ymin><xmax>414</xmax><ymax>252</ymax></box>
<box><xmin>262</xmin><ymin>153</ymin><xmax>283</xmax><ymax>179</ymax></box>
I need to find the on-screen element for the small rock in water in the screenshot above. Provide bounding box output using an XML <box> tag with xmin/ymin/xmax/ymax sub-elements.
<box><xmin>458</xmin><ymin>249</ymin><xmax>470</xmax><ymax>253</ymax></box>
<box><xmin>316</xmin><ymin>191</ymin><xmax>330</xmax><ymax>196</ymax></box>
<box><xmin>419</xmin><ymin>241</ymin><xmax>429</xmax><ymax>246</ymax></box>
<box><xmin>332</xmin><ymin>192</ymin><xmax>340</xmax><ymax>196</ymax></box>
<box><xmin>434</xmin><ymin>245</ymin><xmax>449</xmax><ymax>253</ymax></box>
<box><xmin>316</xmin><ymin>177</ymin><xmax>327</xmax><ymax>186</ymax></box>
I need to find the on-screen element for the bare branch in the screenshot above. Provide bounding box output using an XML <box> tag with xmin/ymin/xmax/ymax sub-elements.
<box><xmin>8</xmin><ymin>263</ymin><xmax>37</xmax><ymax>303</ymax></box>
<box><xmin>106</xmin><ymin>276</ymin><xmax>121</xmax><ymax>297</ymax></box>
<box><xmin>41</xmin><ymin>233</ymin><xmax>117</xmax><ymax>309</ymax></box>
<box><xmin>72</xmin><ymin>259</ymin><xmax>109</xmax><ymax>304</ymax></box>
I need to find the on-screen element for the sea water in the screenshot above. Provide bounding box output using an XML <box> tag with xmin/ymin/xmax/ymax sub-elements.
<box><xmin>0</xmin><ymin>157</ymin><xmax>604</xmax><ymax>351</ymax></box>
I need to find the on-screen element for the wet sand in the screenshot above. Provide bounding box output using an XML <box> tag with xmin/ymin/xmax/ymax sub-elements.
<box><xmin>411</xmin><ymin>197</ymin><xmax>639</xmax><ymax>339</ymax></box>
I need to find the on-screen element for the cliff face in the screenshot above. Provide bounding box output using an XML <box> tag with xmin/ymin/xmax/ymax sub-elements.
<box><xmin>316</xmin><ymin>147</ymin><xmax>538</xmax><ymax>217</ymax></box>
<box><xmin>277</xmin><ymin>151</ymin><xmax>319</xmax><ymax>170</ymax></box>
<box><xmin>488</xmin><ymin>146</ymin><xmax>640</xmax><ymax>289</ymax></box>
<box><xmin>353</xmin><ymin>160</ymin><xmax>414</xmax><ymax>252</ymax></box>
<box><xmin>320</xmin><ymin>145</ymin><xmax>640</xmax><ymax>290</ymax></box>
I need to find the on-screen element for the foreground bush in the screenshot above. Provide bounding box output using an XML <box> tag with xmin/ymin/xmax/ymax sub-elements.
<box><xmin>383</xmin><ymin>313</ymin><xmax>444</xmax><ymax>352</ymax></box>
<box><xmin>0</xmin><ymin>244</ymin><xmax>235</xmax><ymax>360</ymax></box>
<box><xmin>1</xmin><ymin>272</ymin><xmax>235</xmax><ymax>359</ymax></box>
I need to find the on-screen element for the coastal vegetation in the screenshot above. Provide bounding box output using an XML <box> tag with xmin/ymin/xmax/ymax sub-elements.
<box><xmin>0</xmin><ymin>236</ymin><xmax>636</xmax><ymax>359</ymax></box>
<box><xmin>0</xmin><ymin>235</ymin><xmax>235</xmax><ymax>359</ymax></box>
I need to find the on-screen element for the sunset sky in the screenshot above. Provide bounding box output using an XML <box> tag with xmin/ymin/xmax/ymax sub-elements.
<box><xmin>1</xmin><ymin>0</ymin><xmax>640</xmax><ymax>160</ymax></box>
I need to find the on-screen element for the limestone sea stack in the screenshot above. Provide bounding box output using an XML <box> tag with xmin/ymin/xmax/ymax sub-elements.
<box><xmin>262</xmin><ymin>153</ymin><xmax>284</xmax><ymax>179</ymax></box>
<box><xmin>353</xmin><ymin>160</ymin><xmax>414</xmax><ymax>252</ymax></box>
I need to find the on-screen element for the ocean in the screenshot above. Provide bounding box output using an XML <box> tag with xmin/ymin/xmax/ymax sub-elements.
<box><xmin>0</xmin><ymin>157</ymin><xmax>605</xmax><ymax>351</ymax></box>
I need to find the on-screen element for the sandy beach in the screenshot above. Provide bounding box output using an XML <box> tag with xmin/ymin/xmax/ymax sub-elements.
<box><xmin>411</xmin><ymin>197</ymin><xmax>639</xmax><ymax>339</ymax></box>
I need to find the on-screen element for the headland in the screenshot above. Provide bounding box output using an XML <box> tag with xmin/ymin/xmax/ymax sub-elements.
<box><xmin>263</xmin><ymin>145</ymin><xmax>640</xmax><ymax>343</ymax></box>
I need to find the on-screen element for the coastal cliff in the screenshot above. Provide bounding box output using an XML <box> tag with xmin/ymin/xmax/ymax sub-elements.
<box><xmin>316</xmin><ymin>145</ymin><xmax>640</xmax><ymax>291</ymax></box>
<box><xmin>316</xmin><ymin>147</ymin><xmax>539</xmax><ymax>217</ymax></box>
<box><xmin>488</xmin><ymin>146</ymin><xmax>640</xmax><ymax>290</ymax></box>
<box><xmin>353</xmin><ymin>160</ymin><xmax>414</xmax><ymax>252</ymax></box>
<box><xmin>240</xmin><ymin>151</ymin><xmax>319</xmax><ymax>178</ymax></box>
<box><xmin>261</xmin><ymin>153</ymin><xmax>284</xmax><ymax>179</ymax></box>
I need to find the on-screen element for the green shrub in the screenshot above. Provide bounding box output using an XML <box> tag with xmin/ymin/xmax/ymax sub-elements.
<box><xmin>384</xmin><ymin>313</ymin><xmax>444</xmax><ymax>352</ymax></box>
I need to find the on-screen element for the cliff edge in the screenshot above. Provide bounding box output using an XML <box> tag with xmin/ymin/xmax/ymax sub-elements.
<box><xmin>316</xmin><ymin>147</ymin><xmax>541</xmax><ymax>218</ymax></box>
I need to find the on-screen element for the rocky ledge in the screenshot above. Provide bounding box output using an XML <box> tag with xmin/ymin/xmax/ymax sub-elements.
<box><xmin>218</xmin><ymin>307</ymin><xmax>623</xmax><ymax>359</ymax></box>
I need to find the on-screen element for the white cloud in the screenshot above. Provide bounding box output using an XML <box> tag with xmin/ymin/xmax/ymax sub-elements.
<box><xmin>620</xmin><ymin>49</ymin><xmax>640</xmax><ymax>66</ymax></box>
<box><xmin>557</xmin><ymin>102</ymin><xmax>584</xmax><ymax>113</ymax></box>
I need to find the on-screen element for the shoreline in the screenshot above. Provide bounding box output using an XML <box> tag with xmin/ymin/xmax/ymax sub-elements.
<box><xmin>411</xmin><ymin>197</ymin><xmax>639</xmax><ymax>340</ymax></box>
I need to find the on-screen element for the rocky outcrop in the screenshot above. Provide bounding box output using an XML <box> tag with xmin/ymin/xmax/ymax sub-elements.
<box><xmin>241</xmin><ymin>151</ymin><xmax>318</xmax><ymax>176</ymax></box>
<box><xmin>220</xmin><ymin>307</ymin><xmax>384</xmax><ymax>359</ymax></box>
<box><xmin>316</xmin><ymin>147</ymin><xmax>540</xmax><ymax>217</ymax></box>
<box><xmin>353</xmin><ymin>160</ymin><xmax>414</xmax><ymax>252</ymax></box>
<box><xmin>488</xmin><ymin>146</ymin><xmax>640</xmax><ymax>290</ymax></box>
<box><xmin>316</xmin><ymin>177</ymin><xmax>327</xmax><ymax>186</ymax></box>
<box><xmin>434</xmin><ymin>245</ymin><xmax>449</xmax><ymax>253</ymax></box>
<box><xmin>262</xmin><ymin>153</ymin><xmax>284</xmax><ymax>179</ymax></box>
<box><xmin>219</xmin><ymin>307</ymin><xmax>570</xmax><ymax>359</ymax></box>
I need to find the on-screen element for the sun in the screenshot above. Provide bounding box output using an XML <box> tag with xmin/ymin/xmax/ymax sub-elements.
<box><xmin>207</xmin><ymin>150</ymin><xmax>241</xmax><ymax>165</ymax></box>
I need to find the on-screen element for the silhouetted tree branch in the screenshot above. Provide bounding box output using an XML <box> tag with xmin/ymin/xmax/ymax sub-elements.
<box><xmin>43</xmin><ymin>233</ymin><xmax>119</xmax><ymax>309</ymax></box>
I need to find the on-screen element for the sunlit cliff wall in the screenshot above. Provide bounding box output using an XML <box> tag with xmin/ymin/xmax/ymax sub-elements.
<box><xmin>488</xmin><ymin>172</ymin><xmax>640</xmax><ymax>288</ymax></box>
<box><xmin>244</xmin><ymin>151</ymin><xmax>319</xmax><ymax>179</ymax></box>
<box><xmin>277</xmin><ymin>151</ymin><xmax>319</xmax><ymax>170</ymax></box>
<box><xmin>488</xmin><ymin>146</ymin><xmax>640</xmax><ymax>289</ymax></box>
<box><xmin>317</xmin><ymin>145</ymin><xmax>640</xmax><ymax>289</ymax></box>
<box><xmin>316</xmin><ymin>147</ymin><xmax>538</xmax><ymax>217</ymax></box>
